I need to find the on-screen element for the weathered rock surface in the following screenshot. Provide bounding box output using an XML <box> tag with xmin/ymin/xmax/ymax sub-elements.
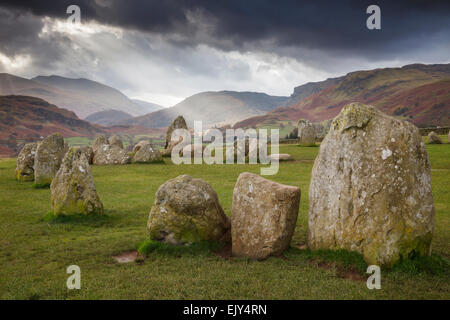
<box><xmin>428</xmin><ymin>131</ymin><xmax>442</xmax><ymax>144</ymax></box>
<box><xmin>232</xmin><ymin>172</ymin><xmax>300</xmax><ymax>259</ymax></box>
<box><xmin>92</xmin><ymin>135</ymin><xmax>108</xmax><ymax>153</ymax></box>
<box><xmin>15</xmin><ymin>142</ymin><xmax>38</xmax><ymax>181</ymax></box>
<box><xmin>164</xmin><ymin>115</ymin><xmax>188</xmax><ymax>156</ymax></box>
<box><xmin>132</xmin><ymin>143</ymin><xmax>163</xmax><ymax>163</ymax></box>
<box><xmin>298</xmin><ymin>119</ymin><xmax>316</xmax><ymax>146</ymax></box>
<box><xmin>147</xmin><ymin>175</ymin><xmax>230</xmax><ymax>245</ymax></box>
<box><xmin>93</xmin><ymin>144</ymin><xmax>131</xmax><ymax>165</ymax></box>
<box><xmin>308</xmin><ymin>102</ymin><xmax>435</xmax><ymax>266</ymax></box>
<box><xmin>34</xmin><ymin>133</ymin><xmax>65</xmax><ymax>186</ymax></box>
<box><xmin>51</xmin><ymin>147</ymin><xmax>104</xmax><ymax>216</ymax></box>
<box><xmin>133</xmin><ymin>140</ymin><xmax>150</xmax><ymax>153</ymax></box>
<box><xmin>79</xmin><ymin>146</ymin><xmax>94</xmax><ymax>164</ymax></box>
<box><xmin>108</xmin><ymin>135</ymin><xmax>124</xmax><ymax>149</ymax></box>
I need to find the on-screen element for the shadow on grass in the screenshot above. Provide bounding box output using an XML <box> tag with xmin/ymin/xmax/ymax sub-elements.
<box><xmin>137</xmin><ymin>239</ymin><xmax>223</xmax><ymax>257</ymax></box>
<box><xmin>287</xmin><ymin>247</ymin><xmax>368</xmax><ymax>274</ymax></box>
<box><xmin>41</xmin><ymin>210</ymin><xmax>117</xmax><ymax>227</ymax></box>
<box><xmin>287</xmin><ymin>247</ymin><xmax>450</xmax><ymax>277</ymax></box>
<box><xmin>391</xmin><ymin>254</ymin><xmax>449</xmax><ymax>276</ymax></box>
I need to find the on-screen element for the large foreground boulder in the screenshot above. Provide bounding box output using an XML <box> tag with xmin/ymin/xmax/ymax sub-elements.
<box><xmin>51</xmin><ymin>147</ymin><xmax>103</xmax><ymax>216</ymax></box>
<box><xmin>232</xmin><ymin>172</ymin><xmax>300</xmax><ymax>259</ymax></box>
<box><xmin>298</xmin><ymin>119</ymin><xmax>316</xmax><ymax>146</ymax></box>
<box><xmin>132</xmin><ymin>143</ymin><xmax>163</xmax><ymax>163</ymax></box>
<box><xmin>15</xmin><ymin>142</ymin><xmax>38</xmax><ymax>181</ymax></box>
<box><xmin>93</xmin><ymin>144</ymin><xmax>131</xmax><ymax>165</ymax></box>
<box><xmin>163</xmin><ymin>115</ymin><xmax>188</xmax><ymax>156</ymax></box>
<box><xmin>147</xmin><ymin>175</ymin><xmax>230</xmax><ymax>245</ymax></box>
<box><xmin>34</xmin><ymin>133</ymin><xmax>66</xmax><ymax>186</ymax></box>
<box><xmin>428</xmin><ymin>131</ymin><xmax>442</xmax><ymax>144</ymax></box>
<box><xmin>308</xmin><ymin>102</ymin><xmax>435</xmax><ymax>266</ymax></box>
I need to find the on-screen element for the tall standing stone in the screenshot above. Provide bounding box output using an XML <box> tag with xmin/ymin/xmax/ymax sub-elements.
<box><xmin>147</xmin><ymin>175</ymin><xmax>230</xmax><ymax>245</ymax></box>
<box><xmin>298</xmin><ymin>119</ymin><xmax>316</xmax><ymax>146</ymax></box>
<box><xmin>232</xmin><ymin>172</ymin><xmax>300</xmax><ymax>260</ymax></box>
<box><xmin>51</xmin><ymin>147</ymin><xmax>104</xmax><ymax>216</ymax></box>
<box><xmin>308</xmin><ymin>102</ymin><xmax>435</xmax><ymax>266</ymax></box>
<box><xmin>164</xmin><ymin>115</ymin><xmax>188</xmax><ymax>156</ymax></box>
<box><xmin>15</xmin><ymin>142</ymin><xmax>38</xmax><ymax>181</ymax></box>
<box><xmin>34</xmin><ymin>133</ymin><xmax>65</xmax><ymax>187</ymax></box>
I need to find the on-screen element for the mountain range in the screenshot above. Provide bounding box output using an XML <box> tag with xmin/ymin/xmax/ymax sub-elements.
<box><xmin>1</xmin><ymin>62</ymin><xmax>449</xmax><ymax>157</ymax></box>
<box><xmin>120</xmin><ymin>91</ymin><xmax>288</xmax><ymax>128</ymax></box>
<box><xmin>234</xmin><ymin>63</ymin><xmax>450</xmax><ymax>129</ymax></box>
<box><xmin>0</xmin><ymin>74</ymin><xmax>154</xmax><ymax>118</ymax></box>
<box><xmin>0</xmin><ymin>95</ymin><xmax>103</xmax><ymax>156</ymax></box>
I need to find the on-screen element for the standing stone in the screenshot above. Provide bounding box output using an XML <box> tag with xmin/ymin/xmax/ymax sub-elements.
<box><xmin>78</xmin><ymin>146</ymin><xmax>94</xmax><ymax>165</ymax></box>
<box><xmin>232</xmin><ymin>172</ymin><xmax>300</xmax><ymax>260</ymax></box>
<box><xmin>51</xmin><ymin>147</ymin><xmax>103</xmax><ymax>216</ymax></box>
<box><xmin>298</xmin><ymin>119</ymin><xmax>316</xmax><ymax>146</ymax></box>
<box><xmin>308</xmin><ymin>102</ymin><xmax>435</xmax><ymax>267</ymax></box>
<box><xmin>15</xmin><ymin>142</ymin><xmax>38</xmax><ymax>181</ymax></box>
<box><xmin>34</xmin><ymin>133</ymin><xmax>65</xmax><ymax>187</ymax></box>
<box><xmin>92</xmin><ymin>135</ymin><xmax>108</xmax><ymax>153</ymax></box>
<box><xmin>448</xmin><ymin>131</ymin><xmax>450</xmax><ymax>143</ymax></box>
<box><xmin>108</xmin><ymin>135</ymin><xmax>124</xmax><ymax>149</ymax></box>
<box><xmin>133</xmin><ymin>140</ymin><xmax>150</xmax><ymax>153</ymax></box>
<box><xmin>147</xmin><ymin>175</ymin><xmax>230</xmax><ymax>245</ymax></box>
<box><xmin>93</xmin><ymin>144</ymin><xmax>131</xmax><ymax>165</ymax></box>
<box><xmin>427</xmin><ymin>131</ymin><xmax>442</xmax><ymax>144</ymax></box>
<box><xmin>132</xmin><ymin>143</ymin><xmax>163</xmax><ymax>163</ymax></box>
<box><xmin>164</xmin><ymin>115</ymin><xmax>188</xmax><ymax>155</ymax></box>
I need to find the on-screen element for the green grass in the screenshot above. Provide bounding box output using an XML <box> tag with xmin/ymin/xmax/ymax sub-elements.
<box><xmin>0</xmin><ymin>143</ymin><xmax>449</xmax><ymax>299</ymax></box>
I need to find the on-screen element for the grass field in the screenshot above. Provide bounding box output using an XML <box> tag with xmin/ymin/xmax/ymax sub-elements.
<box><xmin>0</xmin><ymin>142</ymin><xmax>449</xmax><ymax>300</ymax></box>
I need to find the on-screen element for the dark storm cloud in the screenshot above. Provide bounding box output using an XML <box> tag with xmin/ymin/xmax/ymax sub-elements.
<box><xmin>1</xmin><ymin>0</ymin><xmax>449</xmax><ymax>58</ymax></box>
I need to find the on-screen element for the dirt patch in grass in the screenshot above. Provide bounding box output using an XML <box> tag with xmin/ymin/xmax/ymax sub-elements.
<box><xmin>113</xmin><ymin>250</ymin><xmax>140</xmax><ymax>263</ymax></box>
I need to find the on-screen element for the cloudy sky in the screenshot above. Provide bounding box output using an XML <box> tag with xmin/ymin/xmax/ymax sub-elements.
<box><xmin>0</xmin><ymin>0</ymin><xmax>449</xmax><ymax>107</ymax></box>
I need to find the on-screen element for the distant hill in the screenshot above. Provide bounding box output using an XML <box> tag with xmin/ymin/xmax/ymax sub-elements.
<box><xmin>234</xmin><ymin>63</ymin><xmax>450</xmax><ymax>129</ymax></box>
<box><xmin>0</xmin><ymin>95</ymin><xmax>103</xmax><ymax>156</ymax></box>
<box><xmin>85</xmin><ymin>109</ymin><xmax>133</xmax><ymax>126</ymax></box>
<box><xmin>121</xmin><ymin>91</ymin><xmax>288</xmax><ymax>128</ymax></box>
<box><xmin>0</xmin><ymin>73</ymin><xmax>149</xmax><ymax>118</ymax></box>
<box><xmin>132</xmin><ymin>99</ymin><xmax>164</xmax><ymax>114</ymax></box>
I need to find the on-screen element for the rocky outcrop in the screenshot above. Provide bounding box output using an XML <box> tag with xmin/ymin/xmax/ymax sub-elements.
<box><xmin>308</xmin><ymin>102</ymin><xmax>435</xmax><ymax>266</ymax></box>
<box><xmin>231</xmin><ymin>172</ymin><xmax>300</xmax><ymax>259</ymax></box>
<box><xmin>298</xmin><ymin>119</ymin><xmax>316</xmax><ymax>146</ymax></box>
<box><xmin>34</xmin><ymin>133</ymin><xmax>65</xmax><ymax>187</ymax></box>
<box><xmin>132</xmin><ymin>143</ymin><xmax>163</xmax><ymax>163</ymax></box>
<box><xmin>15</xmin><ymin>142</ymin><xmax>38</xmax><ymax>181</ymax></box>
<box><xmin>51</xmin><ymin>147</ymin><xmax>104</xmax><ymax>216</ymax></box>
<box><xmin>147</xmin><ymin>175</ymin><xmax>230</xmax><ymax>245</ymax></box>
